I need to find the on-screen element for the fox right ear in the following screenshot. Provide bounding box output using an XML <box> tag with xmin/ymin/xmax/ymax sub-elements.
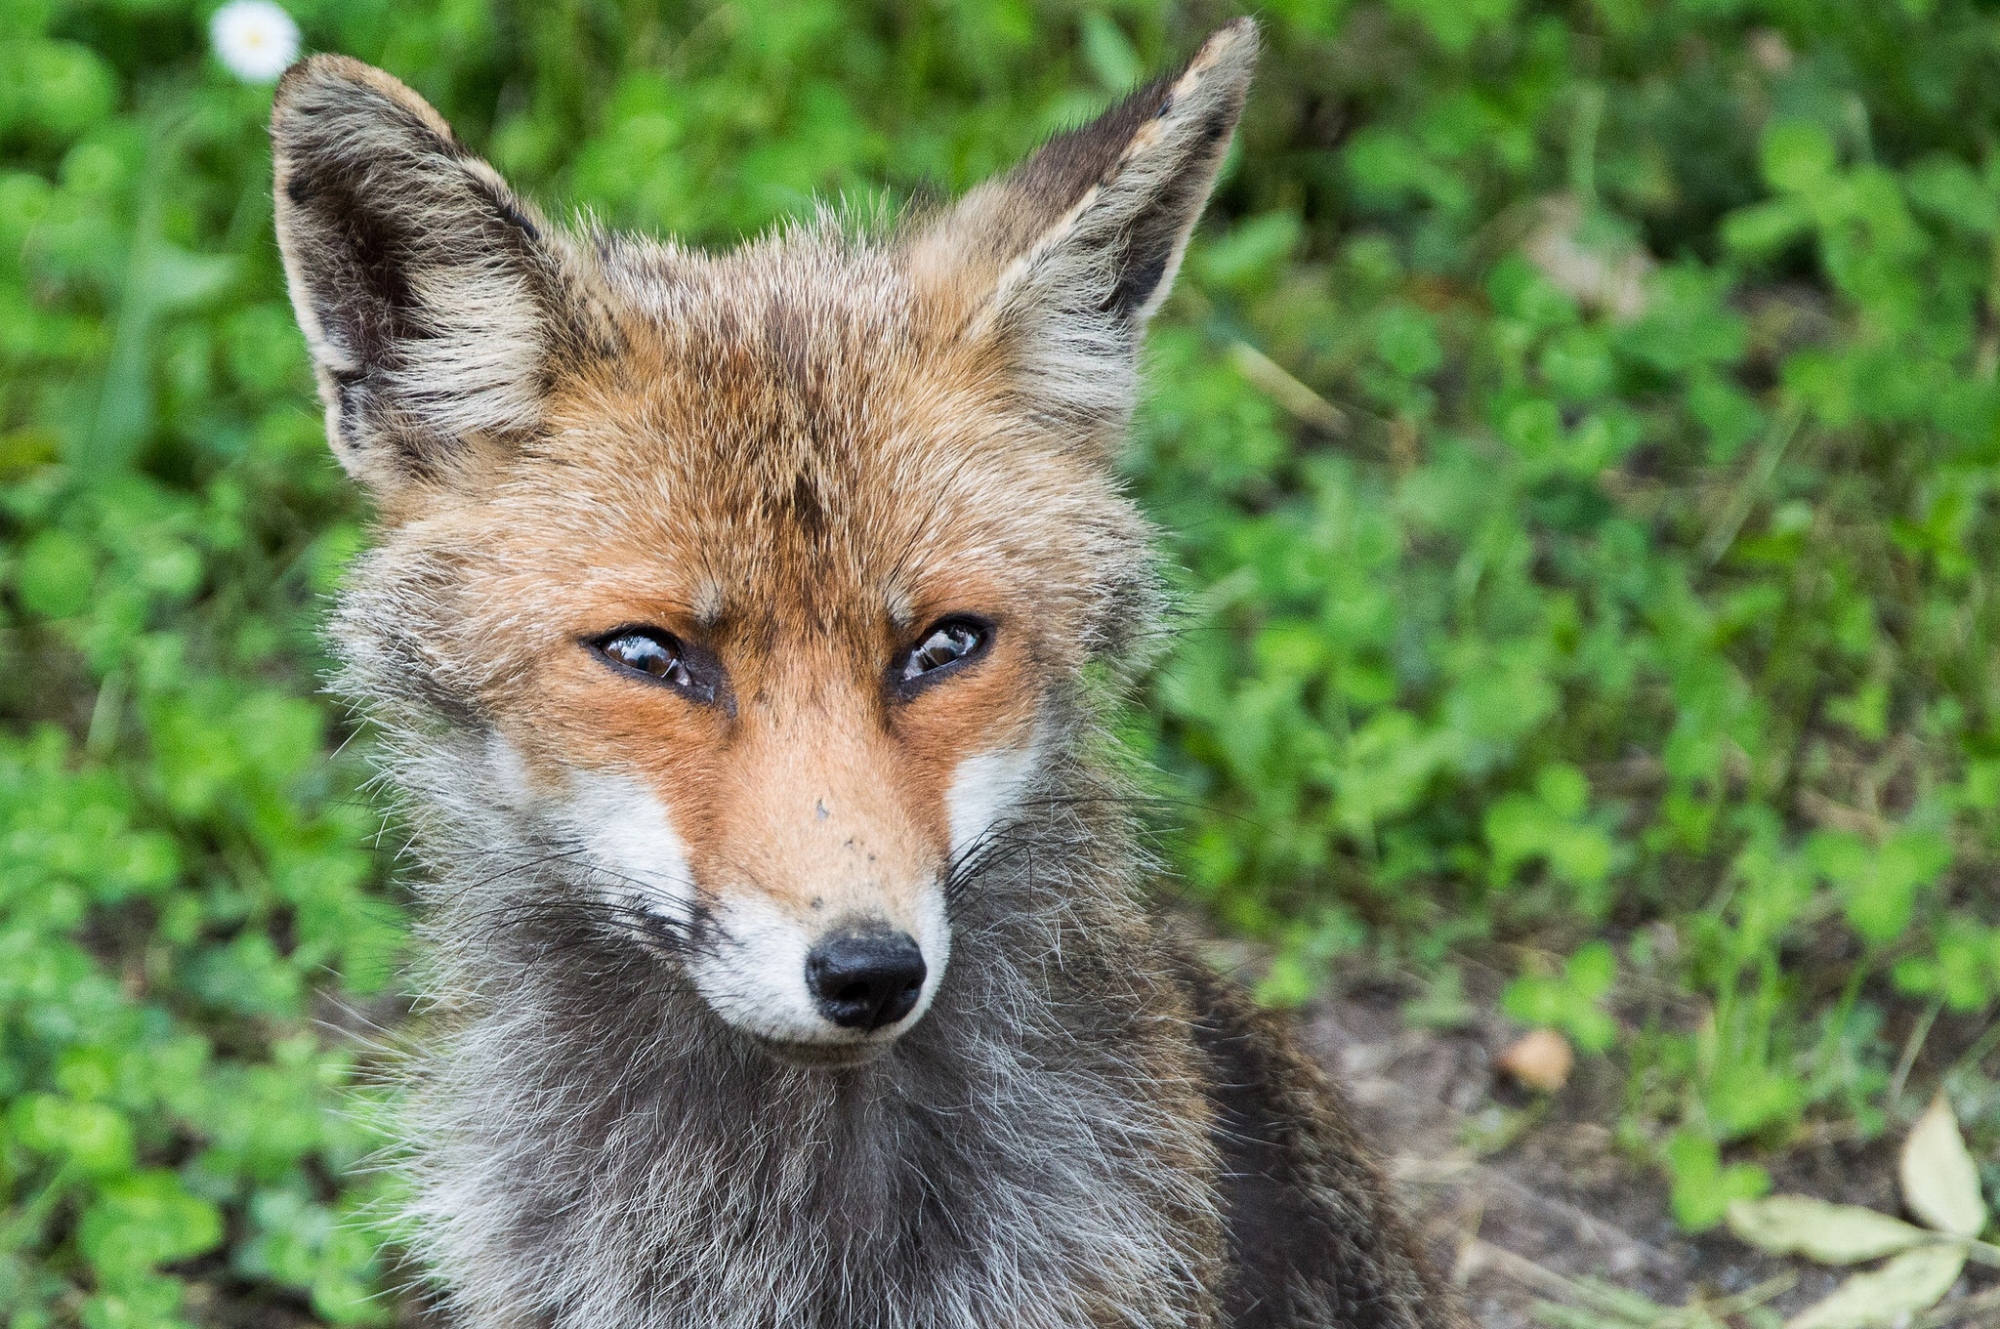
<box><xmin>911</xmin><ymin>19</ymin><xmax>1257</xmax><ymax>450</ymax></box>
<box><xmin>271</xmin><ymin>56</ymin><xmax>608</xmax><ymax>498</ymax></box>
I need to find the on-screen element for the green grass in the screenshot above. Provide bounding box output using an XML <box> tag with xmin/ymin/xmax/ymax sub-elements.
<box><xmin>3</xmin><ymin>0</ymin><xmax>1999</xmax><ymax>1323</ymax></box>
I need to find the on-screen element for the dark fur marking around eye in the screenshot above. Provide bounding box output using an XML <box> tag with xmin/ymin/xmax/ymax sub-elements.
<box><xmin>587</xmin><ymin>627</ymin><xmax>732</xmax><ymax>713</ymax></box>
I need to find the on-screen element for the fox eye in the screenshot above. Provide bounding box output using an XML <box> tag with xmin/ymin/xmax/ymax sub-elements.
<box><xmin>588</xmin><ymin>628</ymin><xmax>720</xmax><ymax>704</ymax></box>
<box><xmin>895</xmin><ymin>617</ymin><xmax>991</xmax><ymax>695</ymax></box>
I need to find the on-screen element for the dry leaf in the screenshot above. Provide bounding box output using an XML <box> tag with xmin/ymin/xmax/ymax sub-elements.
<box><xmin>1900</xmin><ymin>1094</ymin><xmax>1987</xmax><ymax>1239</ymax></box>
<box><xmin>1496</xmin><ymin>1029</ymin><xmax>1574</xmax><ymax>1093</ymax></box>
<box><xmin>1726</xmin><ymin>1196</ymin><xmax>1934</xmax><ymax>1264</ymax></box>
<box><xmin>1785</xmin><ymin>1245</ymin><xmax>1965</xmax><ymax>1329</ymax></box>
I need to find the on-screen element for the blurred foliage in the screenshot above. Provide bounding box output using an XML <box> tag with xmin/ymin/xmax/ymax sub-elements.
<box><xmin>3</xmin><ymin>0</ymin><xmax>2000</xmax><ymax>1322</ymax></box>
<box><xmin>1137</xmin><ymin>0</ymin><xmax>2000</xmax><ymax>1235</ymax></box>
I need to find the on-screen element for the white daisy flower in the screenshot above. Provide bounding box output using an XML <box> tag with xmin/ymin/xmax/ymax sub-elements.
<box><xmin>210</xmin><ymin>0</ymin><xmax>300</xmax><ymax>84</ymax></box>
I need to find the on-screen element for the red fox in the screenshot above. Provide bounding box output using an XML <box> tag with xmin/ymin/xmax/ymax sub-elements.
<box><xmin>272</xmin><ymin>20</ymin><xmax>1462</xmax><ymax>1328</ymax></box>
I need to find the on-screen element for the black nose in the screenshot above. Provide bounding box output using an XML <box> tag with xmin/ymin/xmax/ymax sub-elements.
<box><xmin>805</xmin><ymin>930</ymin><xmax>927</xmax><ymax>1031</ymax></box>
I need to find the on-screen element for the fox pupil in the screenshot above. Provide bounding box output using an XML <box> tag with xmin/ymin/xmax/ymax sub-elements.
<box><xmin>902</xmin><ymin>621</ymin><xmax>985</xmax><ymax>682</ymax></box>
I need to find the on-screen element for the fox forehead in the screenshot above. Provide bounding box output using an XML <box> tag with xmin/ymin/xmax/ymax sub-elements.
<box><xmin>397</xmin><ymin>233</ymin><xmax>1147</xmax><ymax>648</ymax></box>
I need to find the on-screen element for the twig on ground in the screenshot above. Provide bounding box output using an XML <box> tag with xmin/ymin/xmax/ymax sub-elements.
<box><xmin>1226</xmin><ymin>340</ymin><xmax>1350</xmax><ymax>436</ymax></box>
<box><xmin>1456</xmin><ymin>1239</ymin><xmax>1611</xmax><ymax>1304</ymax></box>
<box><xmin>1889</xmin><ymin>998</ymin><xmax>1946</xmax><ymax>1109</ymax></box>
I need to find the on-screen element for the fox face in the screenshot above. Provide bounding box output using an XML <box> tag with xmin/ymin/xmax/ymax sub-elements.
<box><xmin>273</xmin><ymin>26</ymin><xmax>1256</xmax><ymax>1062</ymax></box>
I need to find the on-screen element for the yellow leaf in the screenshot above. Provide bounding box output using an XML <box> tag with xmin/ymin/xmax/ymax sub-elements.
<box><xmin>1900</xmin><ymin>1094</ymin><xmax>1986</xmax><ymax>1239</ymax></box>
<box><xmin>1726</xmin><ymin>1196</ymin><xmax>1934</xmax><ymax>1264</ymax></box>
<box><xmin>1785</xmin><ymin>1246</ymin><xmax>1965</xmax><ymax>1329</ymax></box>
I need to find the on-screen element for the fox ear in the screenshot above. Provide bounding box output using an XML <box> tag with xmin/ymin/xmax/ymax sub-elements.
<box><xmin>271</xmin><ymin>56</ymin><xmax>606</xmax><ymax>497</ymax></box>
<box><xmin>914</xmin><ymin>19</ymin><xmax>1257</xmax><ymax>439</ymax></box>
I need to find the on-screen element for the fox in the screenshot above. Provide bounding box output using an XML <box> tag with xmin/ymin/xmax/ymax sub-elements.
<box><xmin>270</xmin><ymin>18</ymin><xmax>1462</xmax><ymax>1329</ymax></box>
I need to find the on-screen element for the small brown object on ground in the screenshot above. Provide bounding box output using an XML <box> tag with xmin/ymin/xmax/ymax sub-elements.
<box><xmin>1496</xmin><ymin>1029</ymin><xmax>1575</xmax><ymax>1094</ymax></box>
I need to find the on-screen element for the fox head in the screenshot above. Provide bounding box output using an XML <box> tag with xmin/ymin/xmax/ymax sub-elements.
<box><xmin>273</xmin><ymin>24</ymin><xmax>1257</xmax><ymax>1065</ymax></box>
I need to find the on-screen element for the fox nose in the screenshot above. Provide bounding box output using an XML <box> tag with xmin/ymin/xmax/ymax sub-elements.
<box><xmin>805</xmin><ymin>930</ymin><xmax>927</xmax><ymax>1031</ymax></box>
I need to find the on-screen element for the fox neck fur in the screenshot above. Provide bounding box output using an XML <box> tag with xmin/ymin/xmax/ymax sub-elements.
<box><xmin>400</xmin><ymin>731</ymin><xmax>1226</xmax><ymax>1327</ymax></box>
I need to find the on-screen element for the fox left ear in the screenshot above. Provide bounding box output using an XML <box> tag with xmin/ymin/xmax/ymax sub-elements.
<box><xmin>270</xmin><ymin>56</ymin><xmax>611</xmax><ymax>500</ymax></box>
<box><xmin>913</xmin><ymin>19</ymin><xmax>1257</xmax><ymax>439</ymax></box>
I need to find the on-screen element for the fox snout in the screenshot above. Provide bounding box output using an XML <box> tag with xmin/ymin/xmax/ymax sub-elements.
<box><xmin>525</xmin><ymin>780</ymin><xmax>956</xmax><ymax>1058</ymax></box>
<box><xmin>681</xmin><ymin>858</ymin><xmax>954</xmax><ymax>1059</ymax></box>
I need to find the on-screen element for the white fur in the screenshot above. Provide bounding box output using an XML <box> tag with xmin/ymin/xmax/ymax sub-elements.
<box><xmin>482</xmin><ymin>735</ymin><xmax>696</xmax><ymax>925</ymax></box>
<box><xmin>685</xmin><ymin>892</ymin><xmax>830</xmax><ymax>1043</ymax></box>
<box><xmin>902</xmin><ymin>881</ymin><xmax>951</xmax><ymax>1030</ymax></box>
<box><xmin>394</xmin><ymin>257</ymin><xmax>549</xmax><ymax>439</ymax></box>
<box><xmin>947</xmin><ymin>745</ymin><xmax>1039</xmax><ymax>864</ymax></box>
<box><xmin>485</xmin><ymin>736</ymin><xmax>958</xmax><ymax>1046</ymax></box>
<box><xmin>670</xmin><ymin>745</ymin><xmax>1038</xmax><ymax>1048</ymax></box>
<box><xmin>558</xmin><ymin>768</ymin><xmax>697</xmax><ymax>919</ymax></box>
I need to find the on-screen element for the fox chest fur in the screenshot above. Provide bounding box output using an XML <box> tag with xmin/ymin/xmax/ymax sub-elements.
<box><xmin>272</xmin><ymin>21</ymin><xmax>1460</xmax><ymax>1329</ymax></box>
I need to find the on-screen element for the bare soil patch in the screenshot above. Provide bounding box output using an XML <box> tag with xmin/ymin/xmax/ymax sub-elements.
<box><xmin>1294</xmin><ymin>984</ymin><xmax>1999</xmax><ymax>1325</ymax></box>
